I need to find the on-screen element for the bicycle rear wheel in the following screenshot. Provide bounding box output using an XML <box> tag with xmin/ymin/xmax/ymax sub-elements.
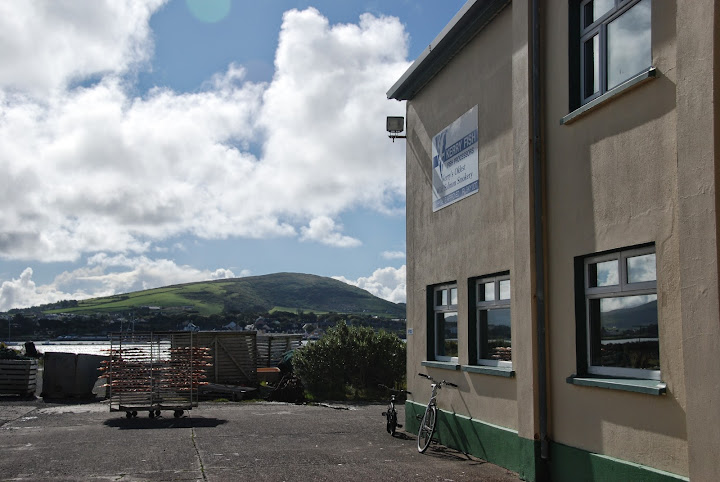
<box><xmin>417</xmin><ymin>405</ymin><xmax>437</xmax><ymax>453</ymax></box>
<box><xmin>388</xmin><ymin>408</ymin><xmax>397</xmax><ymax>436</ymax></box>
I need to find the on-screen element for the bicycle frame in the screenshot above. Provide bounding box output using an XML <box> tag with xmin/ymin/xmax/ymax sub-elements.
<box><xmin>417</xmin><ymin>373</ymin><xmax>457</xmax><ymax>453</ymax></box>
<box><xmin>425</xmin><ymin>382</ymin><xmax>440</xmax><ymax>410</ymax></box>
<box><xmin>379</xmin><ymin>384</ymin><xmax>408</xmax><ymax>436</ymax></box>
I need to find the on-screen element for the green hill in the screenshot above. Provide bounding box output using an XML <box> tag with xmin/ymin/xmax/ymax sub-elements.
<box><xmin>43</xmin><ymin>272</ymin><xmax>405</xmax><ymax>317</ymax></box>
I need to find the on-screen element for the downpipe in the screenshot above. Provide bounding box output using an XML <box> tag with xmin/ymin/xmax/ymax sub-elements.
<box><xmin>531</xmin><ymin>0</ymin><xmax>549</xmax><ymax>465</ymax></box>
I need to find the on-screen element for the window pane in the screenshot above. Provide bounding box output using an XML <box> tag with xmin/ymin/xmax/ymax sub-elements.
<box><xmin>499</xmin><ymin>280</ymin><xmax>511</xmax><ymax>300</ymax></box>
<box><xmin>482</xmin><ymin>282</ymin><xmax>495</xmax><ymax>302</ymax></box>
<box><xmin>589</xmin><ymin>259</ymin><xmax>619</xmax><ymax>287</ymax></box>
<box><xmin>589</xmin><ymin>294</ymin><xmax>659</xmax><ymax>370</ymax></box>
<box><xmin>436</xmin><ymin>289</ymin><xmax>447</xmax><ymax>307</ymax></box>
<box><xmin>584</xmin><ymin>0</ymin><xmax>615</xmax><ymax>27</ymax></box>
<box><xmin>627</xmin><ymin>253</ymin><xmax>656</xmax><ymax>283</ymax></box>
<box><xmin>583</xmin><ymin>35</ymin><xmax>600</xmax><ymax>98</ymax></box>
<box><xmin>436</xmin><ymin>312</ymin><xmax>458</xmax><ymax>358</ymax></box>
<box><xmin>450</xmin><ymin>287</ymin><xmax>458</xmax><ymax>305</ymax></box>
<box><xmin>607</xmin><ymin>0</ymin><xmax>651</xmax><ymax>89</ymax></box>
<box><xmin>479</xmin><ymin>308</ymin><xmax>512</xmax><ymax>362</ymax></box>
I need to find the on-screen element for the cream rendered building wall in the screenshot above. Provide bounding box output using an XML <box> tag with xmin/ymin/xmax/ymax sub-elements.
<box><xmin>675</xmin><ymin>1</ymin><xmax>720</xmax><ymax>480</ymax></box>
<box><xmin>543</xmin><ymin>1</ymin><xmax>690</xmax><ymax>476</ymax></box>
<box><xmin>405</xmin><ymin>6</ymin><xmax>529</xmax><ymax>434</ymax></box>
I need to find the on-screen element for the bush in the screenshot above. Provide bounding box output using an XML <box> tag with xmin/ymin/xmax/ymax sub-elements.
<box><xmin>0</xmin><ymin>345</ymin><xmax>30</xmax><ymax>360</ymax></box>
<box><xmin>293</xmin><ymin>321</ymin><xmax>405</xmax><ymax>400</ymax></box>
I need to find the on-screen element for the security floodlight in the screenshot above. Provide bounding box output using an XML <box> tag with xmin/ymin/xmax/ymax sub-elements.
<box><xmin>387</xmin><ymin>116</ymin><xmax>404</xmax><ymax>133</ymax></box>
<box><xmin>386</xmin><ymin>116</ymin><xmax>406</xmax><ymax>142</ymax></box>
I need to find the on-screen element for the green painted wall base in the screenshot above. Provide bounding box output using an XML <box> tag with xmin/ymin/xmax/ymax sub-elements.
<box><xmin>405</xmin><ymin>401</ymin><xmax>688</xmax><ymax>482</ymax></box>
<box><xmin>549</xmin><ymin>443</ymin><xmax>689</xmax><ymax>482</ymax></box>
<box><xmin>406</xmin><ymin>401</ymin><xmax>541</xmax><ymax>481</ymax></box>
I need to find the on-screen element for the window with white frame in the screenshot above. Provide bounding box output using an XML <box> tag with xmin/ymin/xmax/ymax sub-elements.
<box><xmin>578</xmin><ymin>0</ymin><xmax>651</xmax><ymax>105</ymax></box>
<box><xmin>433</xmin><ymin>284</ymin><xmax>458</xmax><ymax>362</ymax></box>
<box><xmin>475</xmin><ymin>275</ymin><xmax>511</xmax><ymax>367</ymax></box>
<box><xmin>583</xmin><ymin>245</ymin><xmax>659</xmax><ymax>379</ymax></box>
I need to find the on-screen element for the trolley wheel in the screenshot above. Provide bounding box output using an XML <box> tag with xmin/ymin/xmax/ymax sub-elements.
<box><xmin>155</xmin><ymin>410</ymin><xmax>161</xmax><ymax>417</ymax></box>
<box><xmin>174</xmin><ymin>410</ymin><xmax>184</xmax><ymax>418</ymax></box>
<box><xmin>126</xmin><ymin>411</ymin><xmax>132</xmax><ymax>419</ymax></box>
<box><xmin>149</xmin><ymin>410</ymin><xmax>155</xmax><ymax>419</ymax></box>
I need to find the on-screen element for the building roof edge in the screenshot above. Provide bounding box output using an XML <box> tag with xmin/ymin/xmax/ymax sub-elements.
<box><xmin>387</xmin><ymin>0</ymin><xmax>510</xmax><ymax>101</ymax></box>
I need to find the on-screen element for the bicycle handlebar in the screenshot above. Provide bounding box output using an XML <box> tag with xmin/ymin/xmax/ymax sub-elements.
<box><xmin>378</xmin><ymin>383</ymin><xmax>411</xmax><ymax>394</ymax></box>
<box><xmin>418</xmin><ymin>373</ymin><xmax>458</xmax><ymax>388</ymax></box>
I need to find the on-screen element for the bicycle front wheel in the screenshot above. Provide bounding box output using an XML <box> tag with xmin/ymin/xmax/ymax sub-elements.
<box><xmin>417</xmin><ymin>405</ymin><xmax>437</xmax><ymax>453</ymax></box>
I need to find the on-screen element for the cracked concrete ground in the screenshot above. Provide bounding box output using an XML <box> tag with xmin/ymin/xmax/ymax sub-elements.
<box><xmin>0</xmin><ymin>397</ymin><xmax>521</xmax><ymax>481</ymax></box>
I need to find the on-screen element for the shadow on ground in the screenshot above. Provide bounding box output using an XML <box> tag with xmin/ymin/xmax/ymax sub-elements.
<box><xmin>424</xmin><ymin>443</ymin><xmax>488</xmax><ymax>464</ymax></box>
<box><xmin>104</xmin><ymin>415</ymin><xmax>228</xmax><ymax>430</ymax></box>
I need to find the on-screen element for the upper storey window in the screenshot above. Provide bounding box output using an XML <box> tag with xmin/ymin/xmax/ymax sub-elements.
<box><xmin>579</xmin><ymin>0</ymin><xmax>651</xmax><ymax>105</ymax></box>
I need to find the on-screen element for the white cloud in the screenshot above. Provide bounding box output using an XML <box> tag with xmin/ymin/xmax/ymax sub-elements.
<box><xmin>0</xmin><ymin>268</ymin><xmax>76</xmax><ymax>313</ymax></box>
<box><xmin>299</xmin><ymin>216</ymin><xmax>361</xmax><ymax>248</ymax></box>
<box><xmin>381</xmin><ymin>250</ymin><xmax>406</xmax><ymax>260</ymax></box>
<box><xmin>335</xmin><ymin>265</ymin><xmax>406</xmax><ymax>303</ymax></box>
<box><xmin>0</xmin><ymin>257</ymin><xmax>244</xmax><ymax>312</ymax></box>
<box><xmin>0</xmin><ymin>5</ymin><xmax>408</xmax><ymax>263</ymax></box>
<box><xmin>0</xmin><ymin>0</ymin><xmax>167</xmax><ymax>95</ymax></box>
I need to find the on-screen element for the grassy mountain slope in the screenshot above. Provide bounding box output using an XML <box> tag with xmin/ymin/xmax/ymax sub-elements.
<box><xmin>45</xmin><ymin>272</ymin><xmax>405</xmax><ymax>317</ymax></box>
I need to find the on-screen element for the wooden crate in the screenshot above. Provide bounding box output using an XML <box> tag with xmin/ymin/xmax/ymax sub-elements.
<box><xmin>256</xmin><ymin>334</ymin><xmax>303</xmax><ymax>368</ymax></box>
<box><xmin>194</xmin><ymin>332</ymin><xmax>257</xmax><ymax>385</ymax></box>
<box><xmin>0</xmin><ymin>359</ymin><xmax>38</xmax><ymax>396</ymax></box>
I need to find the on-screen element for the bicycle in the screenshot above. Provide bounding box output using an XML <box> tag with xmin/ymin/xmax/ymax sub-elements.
<box><xmin>416</xmin><ymin>372</ymin><xmax>458</xmax><ymax>453</ymax></box>
<box><xmin>379</xmin><ymin>384</ymin><xmax>410</xmax><ymax>436</ymax></box>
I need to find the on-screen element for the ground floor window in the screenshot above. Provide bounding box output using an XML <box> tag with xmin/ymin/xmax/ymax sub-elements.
<box><xmin>474</xmin><ymin>274</ymin><xmax>511</xmax><ymax>367</ymax></box>
<box><xmin>580</xmin><ymin>244</ymin><xmax>660</xmax><ymax>379</ymax></box>
<box><xmin>432</xmin><ymin>284</ymin><xmax>458</xmax><ymax>362</ymax></box>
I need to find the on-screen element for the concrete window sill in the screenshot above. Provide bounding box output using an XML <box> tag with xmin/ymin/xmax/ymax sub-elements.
<box><xmin>461</xmin><ymin>365</ymin><xmax>515</xmax><ymax>378</ymax></box>
<box><xmin>566</xmin><ymin>374</ymin><xmax>667</xmax><ymax>395</ymax></box>
<box><xmin>421</xmin><ymin>360</ymin><xmax>460</xmax><ymax>371</ymax></box>
<box><xmin>561</xmin><ymin>67</ymin><xmax>657</xmax><ymax>125</ymax></box>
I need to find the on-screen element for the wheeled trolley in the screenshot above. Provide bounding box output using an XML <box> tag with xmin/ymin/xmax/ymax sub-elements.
<box><xmin>102</xmin><ymin>332</ymin><xmax>211</xmax><ymax>418</ymax></box>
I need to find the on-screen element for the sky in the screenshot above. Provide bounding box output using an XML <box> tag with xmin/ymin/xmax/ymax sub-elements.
<box><xmin>0</xmin><ymin>0</ymin><xmax>468</xmax><ymax>311</ymax></box>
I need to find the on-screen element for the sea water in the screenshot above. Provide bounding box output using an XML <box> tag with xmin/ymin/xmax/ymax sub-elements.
<box><xmin>6</xmin><ymin>341</ymin><xmax>111</xmax><ymax>356</ymax></box>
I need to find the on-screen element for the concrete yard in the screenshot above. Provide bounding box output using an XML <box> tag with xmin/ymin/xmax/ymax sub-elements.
<box><xmin>0</xmin><ymin>396</ymin><xmax>522</xmax><ymax>481</ymax></box>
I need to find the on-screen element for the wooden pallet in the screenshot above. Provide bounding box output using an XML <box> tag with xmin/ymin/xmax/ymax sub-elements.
<box><xmin>0</xmin><ymin>359</ymin><xmax>38</xmax><ymax>396</ymax></box>
<box><xmin>257</xmin><ymin>334</ymin><xmax>302</xmax><ymax>367</ymax></box>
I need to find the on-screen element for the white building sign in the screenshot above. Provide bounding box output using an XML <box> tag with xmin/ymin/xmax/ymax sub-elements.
<box><xmin>431</xmin><ymin>105</ymin><xmax>479</xmax><ymax>211</ymax></box>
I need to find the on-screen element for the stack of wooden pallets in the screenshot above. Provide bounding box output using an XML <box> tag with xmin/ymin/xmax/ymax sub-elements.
<box><xmin>0</xmin><ymin>359</ymin><xmax>38</xmax><ymax>396</ymax></box>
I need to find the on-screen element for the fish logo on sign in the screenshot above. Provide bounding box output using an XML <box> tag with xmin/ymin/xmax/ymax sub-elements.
<box><xmin>433</xmin><ymin>130</ymin><xmax>448</xmax><ymax>177</ymax></box>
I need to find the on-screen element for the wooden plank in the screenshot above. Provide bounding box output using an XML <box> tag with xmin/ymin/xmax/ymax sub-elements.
<box><xmin>216</xmin><ymin>338</ymin><xmax>254</xmax><ymax>383</ymax></box>
<box><xmin>214</xmin><ymin>337</ymin><xmax>219</xmax><ymax>383</ymax></box>
<box><xmin>0</xmin><ymin>360</ymin><xmax>38</xmax><ymax>395</ymax></box>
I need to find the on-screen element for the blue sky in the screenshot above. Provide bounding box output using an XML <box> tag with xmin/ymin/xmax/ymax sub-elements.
<box><xmin>0</xmin><ymin>0</ymin><xmax>466</xmax><ymax>311</ymax></box>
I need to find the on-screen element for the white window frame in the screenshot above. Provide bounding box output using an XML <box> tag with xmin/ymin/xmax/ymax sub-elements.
<box><xmin>584</xmin><ymin>245</ymin><xmax>660</xmax><ymax>379</ymax></box>
<box><xmin>476</xmin><ymin>275</ymin><xmax>512</xmax><ymax>368</ymax></box>
<box><xmin>433</xmin><ymin>284</ymin><xmax>458</xmax><ymax>363</ymax></box>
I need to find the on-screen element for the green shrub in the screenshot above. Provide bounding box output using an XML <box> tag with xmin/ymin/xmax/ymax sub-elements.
<box><xmin>0</xmin><ymin>345</ymin><xmax>29</xmax><ymax>360</ymax></box>
<box><xmin>293</xmin><ymin>321</ymin><xmax>405</xmax><ymax>400</ymax></box>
